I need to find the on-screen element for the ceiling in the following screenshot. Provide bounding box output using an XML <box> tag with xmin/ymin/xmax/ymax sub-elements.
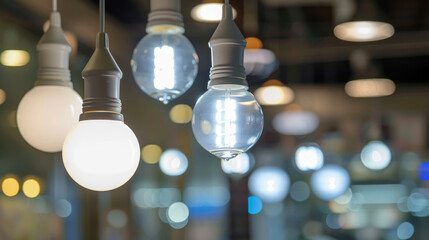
<box><xmin>2</xmin><ymin>0</ymin><xmax>429</xmax><ymax>86</ymax></box>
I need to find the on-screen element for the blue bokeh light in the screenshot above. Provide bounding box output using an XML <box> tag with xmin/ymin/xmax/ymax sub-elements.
<box><xmin>418</xmin><ymin>163</ymin><xmax>429</xmax><ymax>180</ymax></box>
<box><xmin>248</xmin><ymin>196</ymin><xmax>263</xmax><ymax>215</ymax></box>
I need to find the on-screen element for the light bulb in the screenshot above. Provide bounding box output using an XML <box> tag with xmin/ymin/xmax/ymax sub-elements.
<box><xmin>17</xmin><ymin>85</ymin><xmax>82</xmax><ymax>152</ymax></box>
<box><xmin>62</xmin><ymin>120</ymin><xmax>140</xmax><ymax>191</ymax></box>
<box><xmin>131</xmin><ymin>30</ymin><xmax>198</xmax><ymax>104</ymax></box>
<box><xmin>192</xmin><ymin>86</ymin><xmax>264</xmax><ymax>160</ymax></box>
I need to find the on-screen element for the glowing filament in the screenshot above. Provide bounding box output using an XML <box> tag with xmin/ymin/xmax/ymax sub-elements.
<box><xmin>215</xmin><ymin>93</ymin><xmax>237</xmax><ymax>148</ymax></box>
<box><xmin>154</xmin><ymin>46</ymin><xmax>175</xmax><ymax>90</ymax></box>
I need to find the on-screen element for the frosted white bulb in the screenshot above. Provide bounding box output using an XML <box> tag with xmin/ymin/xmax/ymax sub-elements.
<box><xmin>17</xmin><ymin>85</ymin><xmax>82</xmax><ymax>152</ymax></box>
<box><xmin>62</xmin><ymin>120</ymin><xmax>140</xmax><ymax>191</ymax></box>
<box><xmin>192</xmin><ymin>87</ymin><xmax>264</xmax><ymax>160</ymax></box>
<box><xmin>131</xmin><ymin>32</ymin><xmax>198</xmax><ymax>104</ymax></box>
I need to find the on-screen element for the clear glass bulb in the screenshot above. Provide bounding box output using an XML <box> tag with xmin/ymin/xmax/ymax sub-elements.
<box><xmin>62</xmin><ymin>120</ymin><xmax>140</xmax><ymax>191</ymax></box>
<box><xmin>17</xmin><ymin>85</ymin><xmax>82</xmax><ymax>152</ymax></box>
<box><xmin>192</xmin><ymin>86</ymin><xmax>264</xmax><ymax>160</ymax></box>
<box><xmin>131</xmin><ymin>30</ymin><xmax>198</xmax><ymax>104</ymax></box>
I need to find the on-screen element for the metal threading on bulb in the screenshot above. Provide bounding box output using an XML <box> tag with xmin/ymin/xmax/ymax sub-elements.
<box><xmin>79</xmin><ymin>0</ymin><xmax>124</xmax><ymax>122</ymax></box>
<box><xmin>146</xmin><ymin>0</ymin><xmax>184</xmax><ymax>34</ymax></box>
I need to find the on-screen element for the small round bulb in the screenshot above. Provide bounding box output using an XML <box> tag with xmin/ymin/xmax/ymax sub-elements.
<box><xmin>131</xmin><ymin>30</ymin><xmax>198</xmax><ymax>104</ymax></box>
<box><xmin>62</xmin><ymin>120</ymin><xmax>140</xmax><ymax>191</ymax></box>
<box><xmin>17</xmin><ymin>85</ymin><xmax>82</xmax><ymax>152</ymax></box>
<box><xmin>192</xmin><ymin>86</ymin><xmax>264</xmax><ymax>160</ymax></box>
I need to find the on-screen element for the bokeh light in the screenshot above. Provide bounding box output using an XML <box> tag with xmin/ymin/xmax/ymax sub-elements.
<box><xmin>254</xmin><ymin>85</ymin><xmax>294</xmax><ymax>106</ymax></box>
<box><xmin>245</xmin><ymin>37</ymin><xmax>263</xmax><ymax>49</ymax></box>
<box><xmin>134</xmin><ymin>188</ymin><xmax>181</xmax><ymax>208</ymax></box>
<box><xmin>221</xmin><ymin>153</ymin><xmax>251</xmax><ymax>175</ymax></box>
<box><xmin>107</xmin><ymin>209</ymin><xmax>128</xmax><ymax>228</ymax></box>
<box><xmin>2</xmin><ymin>177</ymin><xmax>19</xmax><ymax>197</ymax></box>
<box><xmin>167</xmin><ymin>202</ymin><xmax>189</xmax><ymax>223</ymax></box>
<box><xmin>397</xmin><ymin>222</ymin><xmax>414</xmax><ymax>240</ymax></box>
<box><xmin>273</xmin><ymin>105</ymin><xmax>319</xmax><ymax>136</ymax></box>
<box><xmin>295</xmin><ymin>144</ymin><xmax>324</xmax><ymax>171</ymax></box>
<box><xmin>191</xmin><ymin>3</ymin><xmax>237</xmax><ymax>22</ymax></box>
<box><xmin>345</xmin><ymin>78</ymin><xmax>395</xmax><ymax>98</ymax></box>
<box><xmin>159</xmin><ymin>149</ymin><xmax>188</xmax><ymax>176</ymax></box>
<box><xmin>361</xmin><ymin>141</ymin><xmax>391</xmax><ymax>170</ymax></box>
<box><xmin>244</xmin><ymin>49</ymin><xmax>277</xmax><ymax>79</ymax></box>
<box><xmin>418</xmin><ymin>162</ymin><xmax>429</xmax><ymax>181</ymax></box>
<box><xmin>0</xmin><ymin>50</ymin><xmax>30</xmax><ymax>67</ymax></box>
<box><xmin>55</xmin><ymin>199</ymin><xmax>72</xmax><ymax>218</ymax></box>
<box><xmin>0</xmin><ymin>89</ymin><xmax>6</xmax><ymax>105</ymax></box>
<box><xmin>311</xmin><ymin>165</ymin><xmax>350</xmax><ymax>201</ymax></box>
<box><xmin>326</xmin><ymin>213</ymin><xmax>345</xmax><ymax>229</ymax></box>
<box><xmin>141</xmin><ymin>144</ymin><xmax>163</xmax><ymax>164</ymax></box>
<box><xmin>169</xmin><ymin>104</ymin><xmax>192</xmax><ymax>124</ymax></box>
<box><xmin>248</xmin><ymin>196</ymin><xmax>263</xmax><ymax>215</ymax></box>
<box><xmin>334</xmin><ymin>21</ymin><xmax>394</xmax><ymax>42</ymax></box>
<box><xmin>248</xmin><ymin>166</ymin><xmax>290</xmax><ymax>203</ymax></box>
<box><xmin>290</xmin><ymin>181</ymin><xmax>310</xmax><ymax>202</ymax></box>
<box><xmin>22</xmin><ymin>178</ymin><xmax>40</xmax><ymax>198</ymax></box>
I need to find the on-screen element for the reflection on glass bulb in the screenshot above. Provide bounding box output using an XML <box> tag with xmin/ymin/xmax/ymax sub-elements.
<box><xmin>131</xmin><ymin>31</ymin><xmax>198</xmax><ymax>104</ymax></box>
<box><xmin>63</xmin><ymin>120</ymin><xmax>140</xmax><ymax>191</ymax></box>
<box><xmin>17</xmin><ymin>86</ymin><xmax>82</xmax><ymax>152</ymax></box>
<box><xmin>192</xmin><ymin>87</ymin><xmax>263</xmax><ymax>160</ymax></box>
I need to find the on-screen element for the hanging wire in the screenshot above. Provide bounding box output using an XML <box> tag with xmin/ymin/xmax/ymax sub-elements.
<box><xmin>53</xmin><ymin>0</ymin><xmax>57</xmax><ymax>11</ymax></box>
<box><xmin>225</xmin><ymin>0</ymin><xmax>229</xmax><ymax>4</ymax></box>
<box><xmin>100</xmin><ymin>0</ymin><xmax>105</xmax><ymax>32</ymax></box>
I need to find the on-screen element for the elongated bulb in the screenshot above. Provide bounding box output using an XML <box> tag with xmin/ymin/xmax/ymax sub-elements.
<box><xmin>17</xmin><ymin>85</ymin><xmax>82</xmax><ymax>152</ymax></box>
<box><xmin>62</xmin><ymin>120</ymin><xmax>140</xmax><ymax>191</ymax></box>
<box><xmin>131</xmin><ymin>31</ymin><xmax>198</xmax><ymax>104</ymax></box>
<box><xmin>192</xmin><ymin>86</ymin><xmax>263</xmax><ymax>160</ymax></box>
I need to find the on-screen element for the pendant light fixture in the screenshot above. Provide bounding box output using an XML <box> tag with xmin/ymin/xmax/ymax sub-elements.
<box><xmin>131</xmin><ymin>0</ymin><xmax>198</xmax><ymax>104</ymax></box>
<box><xmin>192</xmin><ymin>0</ymin><xmax>264</xmax><ymax>160</ymax></box>
<box><xmin>334</xmin><ymin>0</ymin><xmax>394</xmax><ymax>42</ymax></box>
<box><xmin>16</xmin><ymin>0</ymin><xmax>82</xmax><ymax>153</ymax></box>
<box><xmin>62</xmin><ymin>0</ymin><xmax>140</xmax><ymax>191</ymax></box>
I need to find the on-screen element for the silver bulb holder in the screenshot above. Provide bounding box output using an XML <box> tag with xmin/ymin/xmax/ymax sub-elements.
<box><xmin>146</xmin><ymin>0</ymin><xmax>184</xmax><ymax>34</ymax></box>
<box><xmin>208</xmin><ymin>2</ymin><xmax>247</xmax><ymax>88</ymax></box>
<box><xmin>80</xmin><ymin>32</ymin><xmax>123</xmax><ymax>122</ymax></box>
<box><xmin>35</xmin><ymin>11</ymin><xmax>72</xmax><ymax>87</ymax></box>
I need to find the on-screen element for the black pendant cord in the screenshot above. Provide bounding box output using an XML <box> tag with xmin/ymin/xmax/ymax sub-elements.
<box><xmin>100</xmin><ymin>0</ymin><xmax>105</xmax><ymax>33</ymax></box>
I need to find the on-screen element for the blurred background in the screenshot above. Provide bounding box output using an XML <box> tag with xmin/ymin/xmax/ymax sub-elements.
<box><xmin>1</xmin><ymin>0</ymin><xmax>429</xmax><ymax>239</ymax></box>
